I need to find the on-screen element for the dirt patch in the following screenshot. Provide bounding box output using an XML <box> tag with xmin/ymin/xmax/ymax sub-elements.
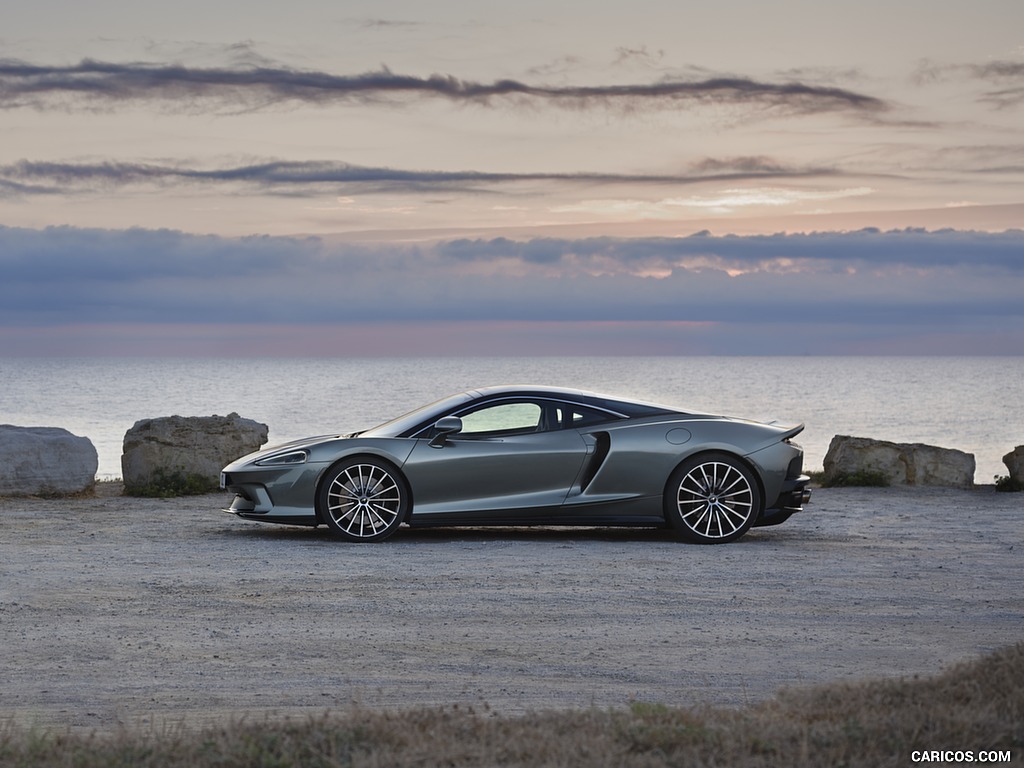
<box><xmin>1</xmin><ymin>483</ymin><xmax>1021</xmax><ymax>732</ymax></box>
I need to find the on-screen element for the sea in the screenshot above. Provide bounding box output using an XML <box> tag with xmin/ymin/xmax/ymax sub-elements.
<box><xmin>0</xmin><ymin>356</ymin><xmax>1020</xmax><ymax>484</ymax></box>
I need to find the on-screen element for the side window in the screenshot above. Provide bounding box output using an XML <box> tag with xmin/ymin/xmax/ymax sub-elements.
<box><xmin>555</xmin><ymin>404</ymin><xmax>616</xmax><ymax>429</ymax></box>
<box><xmin>458</xmin><ymin>402</ymin><xmax>543</xmax><ymax>436</ymax></box>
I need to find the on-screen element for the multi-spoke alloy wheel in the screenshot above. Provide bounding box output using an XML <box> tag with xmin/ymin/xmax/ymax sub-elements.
<box><xmin>318</xmin><ymin>458</ymin><xmax>409</xmax><ymax>542</ymax></box>
<box><xmin>665</xmin><ymin>453</ymin><xmax>761</xmax><ymax>544</ymax></box>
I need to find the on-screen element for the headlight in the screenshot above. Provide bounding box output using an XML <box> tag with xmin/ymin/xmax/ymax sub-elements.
<box><xmin>254</xmin><ymin>450</ymin><xmax>308</xmax><ymax>466</ymax></box>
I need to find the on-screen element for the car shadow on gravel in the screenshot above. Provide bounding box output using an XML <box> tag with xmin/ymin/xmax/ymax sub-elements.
<box><xmin>213</xmin><ymin>520</ymin><xmax>807</xmax><ymax>546</ymax></box>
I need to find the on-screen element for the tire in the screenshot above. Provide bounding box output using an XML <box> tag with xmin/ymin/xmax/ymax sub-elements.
<box><xmin>318</xmin><ymin>458</ymin><xmax>409</xmax><ymax>542</ymax></box>
<box><xmin>665</xmin><ymin>453</ymin><xmax>761</xmax><ymax>544</ymax></box>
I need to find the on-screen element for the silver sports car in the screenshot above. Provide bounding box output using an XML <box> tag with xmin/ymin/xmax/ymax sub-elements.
<box><xmin>220</xmin><ymin>386</ymin><xmax>810</xmax><ymax>544</ymax></box>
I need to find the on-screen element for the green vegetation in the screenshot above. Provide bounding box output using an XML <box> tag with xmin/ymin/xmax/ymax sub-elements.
<box><xmin>994</xmin><ymin>474</ymin><xmax>1024</xmax><ymax>492</ymax></box>
<box><xmin>123</xmin><ymin>468</ymin><xmax>218</xmax><ymax>498</ymax></box>
<box><xmin>2</xmin><ymin>643</ymin><xmax>1021</xmax><ymax>767</ymax></box>
<box><xmin>27</xmin><ymin>484</ymin><xmax>98</xmax><ymax>500</ymax></box>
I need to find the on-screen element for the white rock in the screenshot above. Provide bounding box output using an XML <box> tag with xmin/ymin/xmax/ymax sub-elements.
<box><xmin>121</xmin><ymin>413</ymin><xmax>268</xmax><ymax>494</ymax></box>
<box><xmin>823</xmin><ymin>435</ymin><xmax>975</xmax><ymax>489</ymax></box>
<box><xmin>1002</xmin><ymin>446</ymin><xmax>1024</xmax><ymax>484</ymax></box>
<box><xmin>0</xmin><ymin>425</ymin><xmax>98</xmax><ymax>496</ymax></box>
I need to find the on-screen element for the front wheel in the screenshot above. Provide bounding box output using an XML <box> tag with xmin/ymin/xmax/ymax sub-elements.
<box><xmin>665</xmin><ymin>453</ymin><xmax>761</xmax><ymax>544</ymax></box>
<box><xmin>318</xmin><ymin>458</ymin><xmax>410</xmax><ymax>542</ymax></box>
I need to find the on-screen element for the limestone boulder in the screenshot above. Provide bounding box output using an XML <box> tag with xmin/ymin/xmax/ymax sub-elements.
<box><xmin>122</xmin><ymin>413</ymin><xmax>268</xmax><ymax>495</ymax></box>
<box><xmin>0</xmin><ymin>425</ymin><xmax>98</xmax><ymax>496</ymax></box>
<box><xmin>823</xmin><ymin>435</ymin><xmax>975</xmax><ymax>489</ymax></box>
<box><xmin>1002</xmin><ymin>446</ymin><xmax>1024</xmax><ymax>484</ymax></box>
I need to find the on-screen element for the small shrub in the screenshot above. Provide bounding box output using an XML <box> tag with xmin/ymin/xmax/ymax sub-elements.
<box><xmin>124</xmin><ymin>468</ymin><xmax>218</xmax><ymax>498</ymax></box>
<box><xmin>994</xmin><ymin>474</ymin><xmax>1024</xmax><ymax>492</ymax></box>
<box><xmin>820</xmin><ymin>469</ymin><xmax>891</xmax><ymax>488</ymax></box>
<box><xmin>31</xmin><ymin>483</ymin><xmax>97</xmax><ymax>500</ymax></box>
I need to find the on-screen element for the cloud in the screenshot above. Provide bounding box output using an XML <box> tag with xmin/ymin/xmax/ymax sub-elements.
<box><xmin>914</xmin><ymin>58</ymin><xmax>1024</xmax><ymax>107</ymax></box>
<box><xmin>0</xmin><ymin>58</ymin><xmax>891</xmax><ymax>116</ymax></box>
<box><xmin>2</xmin><ymin>225</ymin><xmax>1022</xmax><ymax>341</ymax></box>
<box><xmin>775</xmin><ymin>65</ymin><xmax>866</xmax><ymax>84</ymax></box>
<box><xmin>0</xmin><ymin>157</ymin><xmax>842</xmax><ymax>198</ymax></box>
<box><xmin>959</xmin><ymin>60</ymin><xmax>1024</xmax><ymax>108</ymax></box>
<box><xmin>524</xmin><ymin>56</ymin><xmax>586</xmax><ymax>79</ymax></box>
<box><xmin>888</xmin><ymin>143</ymin><xmax>1024</xmax><ymax>175</ymax></box>
<box><xmin>969</xmin><ymin>61</ymin><xmax>1024</xmax><ymax>79</ymax></box>
<box><xmin>435</xmin><ymin>228</ymin><xmax>1024</xmax><ymax>276</ymax></box>
<box><xmin>0</xmin><ymin>178</ymin><xmax>57</xmax><ymax>196</ymax></box>
<box><xmin>353</xmin><ymin>18</ymin><xmax>423</xmax><ymax>30</ymax></box>
<box><xmin>550</xmin><ymin>187</ymin><xmax>874</xmax><ymax>217</ymax></box>
<box><xmin>612</xmin><ymin>46</ymin><xmax>667</xmax><ymax>69</ymax></box>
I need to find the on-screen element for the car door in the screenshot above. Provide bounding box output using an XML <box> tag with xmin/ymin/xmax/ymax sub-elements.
<box><xmin>401</xmin><ymin>399</ymin><xmax>590</xmax><ymax>520</ymax></box>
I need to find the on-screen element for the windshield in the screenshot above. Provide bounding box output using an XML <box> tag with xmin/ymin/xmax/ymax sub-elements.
<box><xmin>358</xmin><ymin>392</ymin><xmax>474</xmax><ymax>438</ymax></box>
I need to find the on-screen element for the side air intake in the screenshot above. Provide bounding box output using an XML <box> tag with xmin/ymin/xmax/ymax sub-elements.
<box><xmin>579</xmin><ymin>432</ymin><xmax>610</xmax><ymax>491</ymax></box>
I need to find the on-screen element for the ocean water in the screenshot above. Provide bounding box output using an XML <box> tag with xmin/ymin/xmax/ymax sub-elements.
<box><xmin>0</xmin><ymin>356</ymin><xmax>1020</xmax><ymax>484</ymax></box>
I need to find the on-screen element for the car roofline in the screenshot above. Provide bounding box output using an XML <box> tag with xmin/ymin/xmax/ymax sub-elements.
<box><xmin>466</xmin><ymin>385</ymin><xmax>688</xmax><ymax>415</ymax></box>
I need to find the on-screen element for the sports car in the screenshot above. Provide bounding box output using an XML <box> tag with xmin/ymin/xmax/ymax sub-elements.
<box><xmin>220</xmin><ymin>386</ymin><xmax>810</xmax><ymax>544</ymax></box>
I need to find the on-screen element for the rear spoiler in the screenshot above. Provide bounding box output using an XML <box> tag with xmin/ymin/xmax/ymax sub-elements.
<box><xmin>779</xmin><ymin>423</ymin><xmax>805</xmax><ymax>441</ymax></box>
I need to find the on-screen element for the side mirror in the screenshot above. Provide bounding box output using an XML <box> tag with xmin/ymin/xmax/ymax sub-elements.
<box><xmin>429</xmin><ymin>416</ymin><xmax>463</xmax><ymax>448</ymax></box>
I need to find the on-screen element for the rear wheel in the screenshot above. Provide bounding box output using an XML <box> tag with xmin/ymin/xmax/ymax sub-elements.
<box><xmin>318</xmin><ymin>458</ymin><xmax>409</xmax><ymax>542</ymax></box>
<box><xmin>665</xmin><ymin>453</ymin><xmax>761</xmax><ymax>544</ymax></box>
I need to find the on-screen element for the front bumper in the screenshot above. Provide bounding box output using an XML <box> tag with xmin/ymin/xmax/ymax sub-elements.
<box><xmin>220</xmin><ymin>464</ymin><xmax>324</xmax><ymax>526</ymax></box>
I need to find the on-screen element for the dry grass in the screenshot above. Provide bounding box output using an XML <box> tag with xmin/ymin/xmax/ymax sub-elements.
<box><xmin>3</xmin><ymin>643</ymin><xmax>1021</xmax><ymax>767</ymax></box>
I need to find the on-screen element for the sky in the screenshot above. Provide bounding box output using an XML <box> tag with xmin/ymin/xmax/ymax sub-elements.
<box><xmin>1</xmin><ymin>0</ymin><xmax>1023</xmax><ymax>355</ymax></box>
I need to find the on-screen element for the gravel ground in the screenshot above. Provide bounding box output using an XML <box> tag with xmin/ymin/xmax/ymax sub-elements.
<box><xmin>1</xmin><ymin>483</ymin><xmax>1021</xmax><ymax>732</ymax></box>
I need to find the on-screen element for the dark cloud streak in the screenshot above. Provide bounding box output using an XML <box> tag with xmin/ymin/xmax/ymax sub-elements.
<box><xmin>0</xmin><ymin>58</ymin><xmax>891</xmax><ymax>115</ymax></box>
<box><xmin>0</xmin><ymin>157</ymin><xmax>842</xmax><ymax>197</ymax></box>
